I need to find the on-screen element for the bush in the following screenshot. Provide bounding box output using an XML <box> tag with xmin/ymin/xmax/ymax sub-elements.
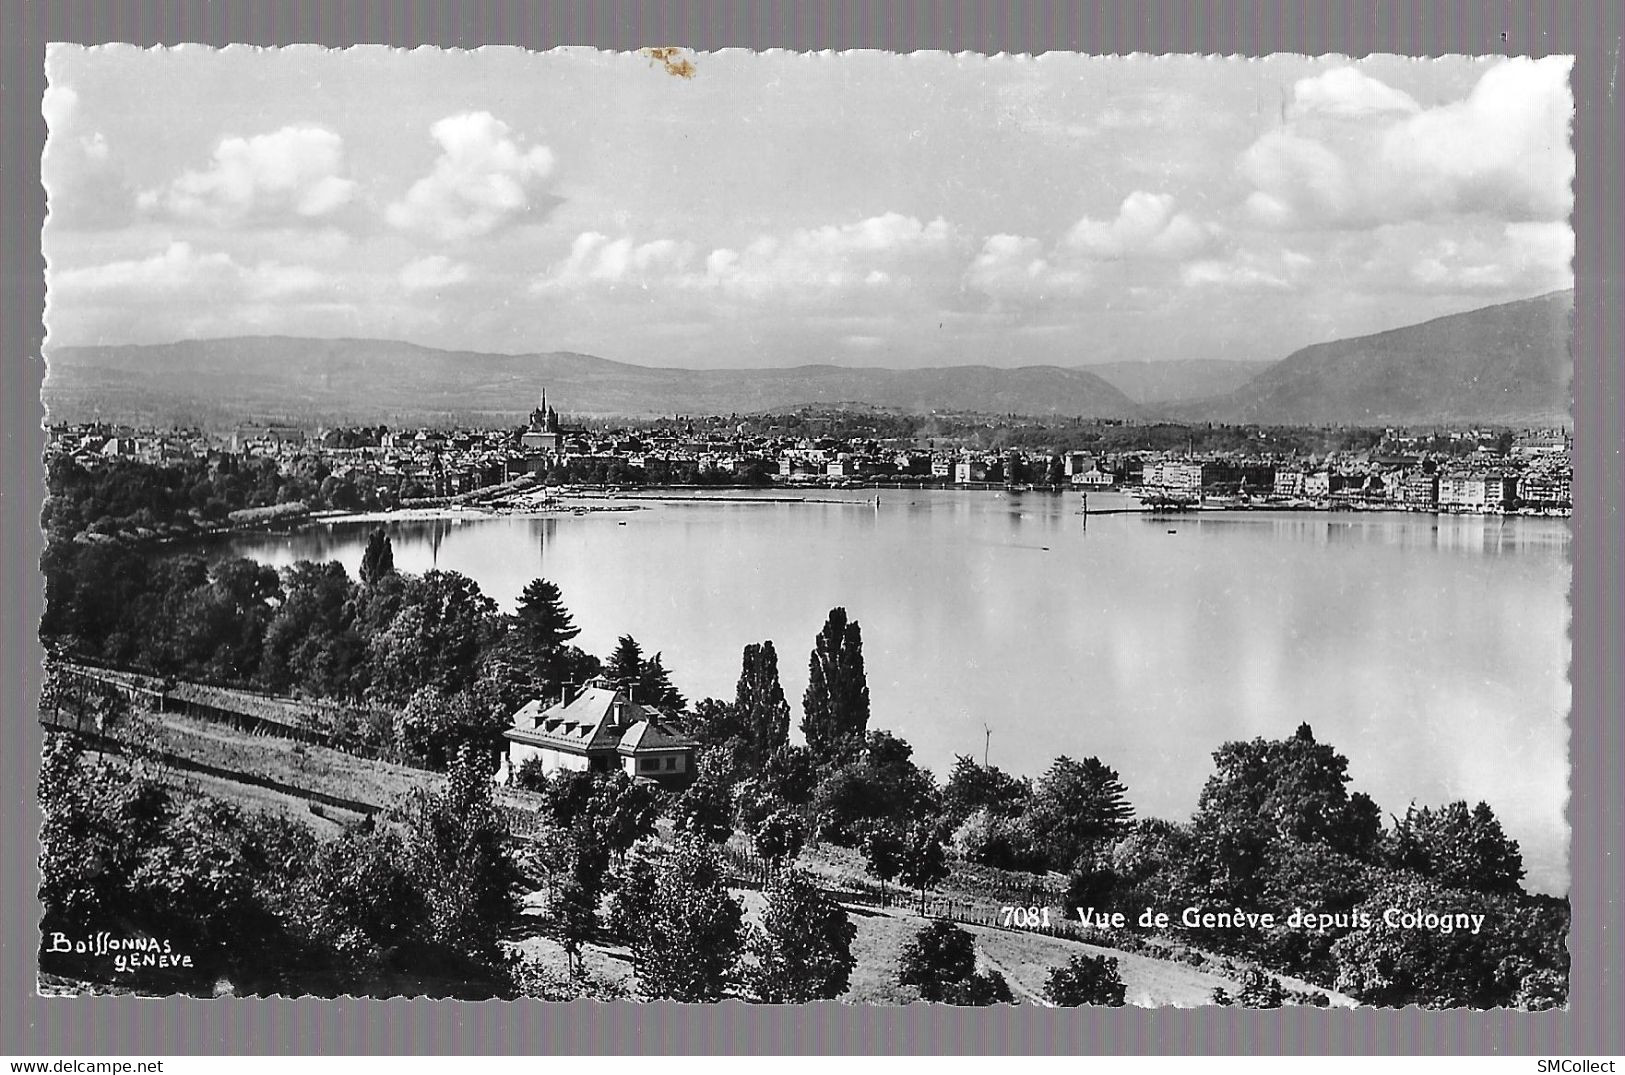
<box><xmin>946</xmin><ymin>969</ymin><xmax>1015</xmax><ymax>1006</ymax></box>
<box><xmin>1234</xmin><ymin>966</ymin><xmax>1286</xmax><ymax>1008</ymax></box>
<box><xmin>513</xmin><ymin>756</ymin><xmax>551</xmax><ymax>794</ymax></box>
<box><xmin>744</xmin><ymin>869</ymin><xmax>857</xmax><ymax>1002</ymax></box>
<box><xmin>897</xmin><ymin>919</ymin><xmax>977</xmax><ymax>1003</ymax></box>
<box><xmin>1043</xmin><ymin>953</ymin><xmax>1127</xmax><ymax>1007</ymax></box>
<box><xmin>952</xmin><ymin>808</ymin><xmax>1044</xmax><ymax>872</ymax></box>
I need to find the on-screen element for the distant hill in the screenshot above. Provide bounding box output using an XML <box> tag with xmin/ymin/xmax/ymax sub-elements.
<box><xmin>1173</xmin><ymin>291</ymin><xmax>1573</xmax><ymax>427</ymax></box>
<box><xmin>43</xmin><ymin>337</ymin><xmax>1142</xmax><ymax>427</ymax></box>
<box><xmin>1082</xmin><ymin>359</ymin><xmax>1273</xmax><ymax>404</ymax></box>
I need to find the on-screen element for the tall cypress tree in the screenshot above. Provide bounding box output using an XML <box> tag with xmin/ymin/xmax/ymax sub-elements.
<box><xmin>735</xmin><ymin>641</ymin><xmax>790</xmax><ymax>761</ymax></box>
<box><xmin>800</xmin><ymin>608</ymin><xmax>870</xmax><ymax>764</ymax></box>
<box><xmin>358</xmin><ymin>527</ymin><xmax>395</xmax><ymax>585</ymax></box>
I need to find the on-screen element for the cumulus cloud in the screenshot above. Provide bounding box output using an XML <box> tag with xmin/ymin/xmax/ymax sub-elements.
<box><xmin>399</xmin><ymin>255</ymin><xmax>473</xmax><ymax>292</ymax></box>
<box><xmin>1180</xmin><ymin>257</ymin><xmax>1291</xmax><ymax>290</ymax></box>
<box><xmin>1062</xmin><ymin>191</ymin><xmax>1212</xmax><ymax>260</ymax></box>
<box><xmin>1290</xmin><ymin>67</ymin><xmax>1421</xmax><ymax>118</ymax></box>
<box><xmin>702</xmin><ymin>212</ymin><xmax>959</xmax><ymax>296</ymax></box>
<box><xmin>1405</xmin><ymin>221</ymin><xmax>1573</xmax><ymax>294</ymax></box>
<box><xmin>53</xmin><ymin>241</ymin><xmax>324</xmax><ymax>301</ymax></box>
<box><xmin>1242</xmin><ymin>57</ymin><xmax>1572</xmax><ymax>229</ymax></box>
<box><xmin>139</xmin><ymin>126</ymin><xmax>357</xmax><ymax>225</ymax></box>
<box><xmin>533</xmin><ymin>233</ymin><xmax>696</xmax><ymax>290</ymax></box>
<box><xmin>534</xmin><ymin>213</ymin><xmax>963</xmax><ymax>301</ymax></box>
<box><xmin>1377</xmin><ymin>58</ymin><xmax>1573</xmax><ymax>222</ymax></box>
<box><xmin>387</xmin><ymin>112</ymin><xmax>555</xmax><ymax>242</ymax></box>
<box><xmin>963</xmin><ymin>233</ymin><xmax>1088</xmax><ymax>302</ymax></box>
<box><xmin>41</xmin><ymin>82</ymin><xmax>135</xmax><ymax>230</ymax></box>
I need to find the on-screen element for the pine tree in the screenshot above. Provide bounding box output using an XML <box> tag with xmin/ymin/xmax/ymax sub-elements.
<box><xmin>800</xmin><ymin>608</ymin><xmax>870</xmax><ymax>764</ymax></box>
<box><xmin>1028</xmin><ymin>756</ymin><xmax>1135</xmax><ymax>871</ymax></box>
<box><xmin>605</xmin><ymin>635</ymin><xmax>644</xmax><ymax>693</ymax></box>
<box><xmin>515</xmin><ymin>578</ymin><xmax>580</xmax><ymax>655</ymax></box>
<box><xmin>638</xmin><ymin>652</ymin><xmax>686</xmax><ymax>710</ymax></box>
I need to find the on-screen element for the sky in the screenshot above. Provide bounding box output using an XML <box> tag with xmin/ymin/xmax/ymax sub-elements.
<box><xmin>42</xmin><ymin>47</ymin><xmax>1574</xmax><ymax>370</ymax></box>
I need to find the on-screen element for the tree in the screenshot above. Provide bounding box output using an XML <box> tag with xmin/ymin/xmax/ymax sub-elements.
<box><xmin>629</xmin><ymin>836</ymin><xmax>746</xmax><ymax>1002</ymax></box>
<box><xmin>949</xmin><ymin>969</ymin><xmax>1014</xmax><ymax>1005</ymax></box>
<box><xmin>1044</xmin><ymin>953</ymin><xmax>1127</xmax><ymax>1006</ymax></box>
<box><xmin>897</xmin><ymin>919</ymin><xmax>977</xmax><ymax>1002</ymax></box>
<box><xmin>745</xmin><ymin>868</ymin><xmax>857</xmax><ymax>1002</ymax></box>
<box><xmin>942</xmin><ymin>755</ymin><xmax>1031</xmax><ymax>826</ymax></box>
<box><xmin>587</xmin><ymin>772</ymin><xmax>662</xmax><ymax>863</ymax></box>
<box><xmin>395</xmin><ymin>749</ymin><xmax>523</xmax><ymax>964</ymax></box>
<box><xmin>1189</xmin><ymin>724</ymin><xmax>1383</xmax><ymax>906</ymax></box>
<box><xmin>672</xmin><ymin>774</ymin><xmax>734</xmax><ymax>842</ymax></box>
<box><xmin>546</xmin><ymin>769</ymin><xmax>600</xmax><ymax>829</ymax></box>
<box><xmin>1027</xmin><ymin>756</ymin><xmax>1134</xmax><ymax>871</ymax></box>
<box><xmin>861</xmin><ymin>824</ymin><xmax>906</xmax><ymax>905</ymax></box>
<box><xmin>396</xmin><ymin>683</ymin><xmax>509</xmax><ymax>771</ymax></box>
<box><xmin>1329</xmin><ymin>874</ymin><xmax>1568</xmax><ymax>1009</ymax></box>
<box><xmin>689</xmin><ymin>697</ymin><xmax>745</xmax><ymax>747</ymax></box>
<box><xmin>1386</xmin><ymin>801</ymin><xmax>1526</xmax><ymax>895</ymax></box>
<box><xmin>751</xmin><ymin>810</ymin><xmax>806</xmax><ymax>871</ymax></box>
<box><xmin>605</xmin><ymin>635</ymin><xmax>645</xmax><ymax>693</ymax></box>
<box><xmin>366</xmin><ymin>571</ymin><xmax>499</xmax><ymax>704</ymax></box>
<box><xmin>953</xmin><ymin>808</ymin><xmax>1042</xmax><ymax>872</ymax></box>
<box><xmin>515</xmin><ymin>577</ymin><xmax>580</xmax><ymax>650</ymax></box>
<box><xmin>898</xmin><ymin>822</ymin><xmax>950</xmax><ymax>915</ymax></box>
<box><xmin>638</xmin><ymin>652</ymin><xmax>686</xmax><ymax>711</ymax></box>
<box><xmin>762</xmin><ymin>744</ymin><xmax>819</xmax><ymax>806</ymax></box>
<box><xmin>513</xmin><ymin>577</ymin><xmax>580</xmax><ymax>685</ymax></box>
<box><xmin>359</xmin><ymin>527</ymin><xmax>395</xmax><ymax>585</ymax></box>
<box><xmin>811</xmin><ymin>731</ymin><xmax>938</xmax><ymax>845</ymax></box>
<box><xmin>734</xmin><ymin>641</ymin><xmax>791</xmax><ymax>761</ymax></box>
<box><xmin>801</xmin><ymin>607</ymin><xmax>871</xmax><ymax>764</ymax></box>
<box><xmin>552</xmin><ymin>878</ymin><xmax>597</xmax><ymax>978</ymax></box>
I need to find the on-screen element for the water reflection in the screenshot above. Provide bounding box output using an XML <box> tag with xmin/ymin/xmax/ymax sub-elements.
<box><xmin>216</xmin><ymin>490</ymin><xmax>1570</xmax><ymax>893</ymax></box>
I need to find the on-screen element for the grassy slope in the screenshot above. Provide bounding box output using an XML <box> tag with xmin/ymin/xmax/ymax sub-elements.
<box><xmin>62</xmin><ymin>709</ymin><xmax>1351</xmax><ymax>1006</ymax></box>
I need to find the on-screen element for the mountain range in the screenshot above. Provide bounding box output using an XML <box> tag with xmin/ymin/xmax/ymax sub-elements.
<box><xmin>42</xmin><ymin>290</ymin><xmax>1572</xmax><ymax>429</ymax></box>
<box><xmin>1173</xmin><ymin>289</ymin><xmax>1573</xmax><ymax>427</ymax></box>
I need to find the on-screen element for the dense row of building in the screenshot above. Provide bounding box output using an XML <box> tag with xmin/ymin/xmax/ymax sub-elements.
<box><xmin>46</xmin><ymin>394</ymin><xmax>1573</xmax><ymax>515</ymax></box>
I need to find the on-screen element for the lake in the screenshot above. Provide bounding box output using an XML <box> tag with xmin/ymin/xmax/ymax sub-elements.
<box><xmin>219</xmin><ymin>489</ymin><xmax>1571</xmax><ymax>893</ymax></box>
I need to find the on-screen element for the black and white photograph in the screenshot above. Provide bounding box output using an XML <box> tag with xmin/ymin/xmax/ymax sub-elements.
<box><xmin>36</xmin><ymin>45</ymin><xmax>1572</xmax><ymax>1009</ymax></box>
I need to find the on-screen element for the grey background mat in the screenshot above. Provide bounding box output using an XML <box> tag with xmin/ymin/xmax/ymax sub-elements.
<box><xmin>1</xmin><ymin>0</ymin><xmax>1618</xmax><ymax>1056</ymax></box>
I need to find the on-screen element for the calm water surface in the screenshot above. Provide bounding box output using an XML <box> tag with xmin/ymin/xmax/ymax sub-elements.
<box><xmin>220</xmin><ymin>490</ymin><xmax>1570</xmax><ymax>893</ymax></box>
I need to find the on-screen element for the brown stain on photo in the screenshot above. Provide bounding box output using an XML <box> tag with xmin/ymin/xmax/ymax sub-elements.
<box><xmin>643</xmin><ymin>47</ymin><xmax>695</xmax><ymax>80</ymax></box>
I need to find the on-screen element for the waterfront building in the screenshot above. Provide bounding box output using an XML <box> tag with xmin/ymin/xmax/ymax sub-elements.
<box><xmin>1439</xmin><ymin>473</ymin><xmax>1518</xmax><ymax>512</ymax></box>
<box><xmin>1399</xmin><ymin>470</ymin><xmax>1440</xmax><ymax>509</ymax></box>
<box><xmin>1273</xmin><ymin>469</ymin><xmax>1306</xmax><ymax>498</ymax></box>
<box><xmin>1518</xmin><ymin>471</ymin><xmax>1572</xmax><ymax>509</ymax></box>
<box><xmin>1143</xmin><ymin>460</ymin><xmax>1204</xmax><ymax>497</ymax></box>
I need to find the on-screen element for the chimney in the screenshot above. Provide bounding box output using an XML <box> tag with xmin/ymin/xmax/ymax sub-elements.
<box><xmin>612</xmin><ymin>701</ymin><xmax>626</xmax><ymax>727</ymax></box>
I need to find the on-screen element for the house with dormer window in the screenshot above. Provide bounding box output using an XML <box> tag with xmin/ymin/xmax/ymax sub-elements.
<box><xmin>499</xmin><ymin>679</ymin><xmax>697</xmax><ymax>789</ymax></box>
